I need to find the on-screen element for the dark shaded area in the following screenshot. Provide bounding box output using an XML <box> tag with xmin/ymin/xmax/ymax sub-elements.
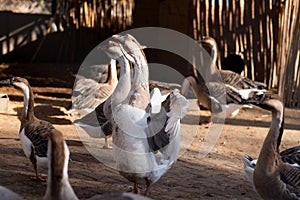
<box><xmin>221</xmin><ymin>54</ymin><xmax>245</xmax><ymax>74</ymax></box>
<box><xmin>145</xmin><ymin>48</ymin><xmax>193</xmax><ymax>77</ymax></box>
<box><xmin>0</xmin><ymin>63</ymin><xmax>76</xmax><ymax>88</ymax></box>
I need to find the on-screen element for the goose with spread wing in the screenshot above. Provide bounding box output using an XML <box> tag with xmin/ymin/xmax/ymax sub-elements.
<box><xmin>0</xmin><ymin>77</ymin><xmax>56</xmax><ymax>181</ymax></box>
<box><xmin>243</xmin><ymin>95</ymin><xmax>300</xmax><ymax>199</ymax></box>
<box><xmin>109</xmin><ymin>34</ymin><xmax>189</xmax><ymax>195</ymax></box>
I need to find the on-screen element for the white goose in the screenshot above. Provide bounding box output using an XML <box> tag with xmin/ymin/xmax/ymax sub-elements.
<box><xmin>0</xmin><ymin>77</ymin><xmax>55</xmax><ymax>181</ymax></box>
<box><xmin>109</xmin><ymin>34</ymin><xmax>189</xmax><ymax>195</ymax></box>
<box><xmin>73</xmin><ymin>40</ymin><xmax>132</xmax><ymax>149</ymax></box>
<box><xmin>181</xmin><ymin>36</ymin><xmax>266</xmax><ymax>123</ymax></box>
<box><xmin>244</xmin><ymin>95</ymin><xmax>300</xmax><ymax>199</ymax></box>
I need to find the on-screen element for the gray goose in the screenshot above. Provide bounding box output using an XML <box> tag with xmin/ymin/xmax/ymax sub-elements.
<box><xmin>73</xmin><ymin>40</ymin><xmax>132</xmax><ymax>149</ymax></box>
<box><xmin>70</xmin><ymin>59</ymin><xmax>118</xmax><ymax>114</ymax></box>
<box><xmin>0</xmin><ymin>77</ymin><xmax>55</xmax><ymax>181</ymax></box>
<box><xmin>110</xmin><ymin>34</ymin><xmax>189</xmax><ymax>195</ymax></box>
<box><xmin>245</xmin><ymin>95</ymin><xmax>300</xmax><ymax>199</ymax></box>
<box><xmin>181</xmin><ymin>36</ymin><xmax>266</xmax><ymax>123</ymax></box>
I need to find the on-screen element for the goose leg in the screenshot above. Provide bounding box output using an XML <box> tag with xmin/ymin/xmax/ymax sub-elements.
<box><xmin>103</xmin><ymin>137</ymin><xmax>112</xmax><ymax>149</ymax></box>
<box><xmin>144</xmin><ymin>179</ymin><xmax>152</xmax><ymax>196</ymax></box>
<box><xmin>30</xmin><ymin>150</ymin><xmax>46</xmax><ymax>181</ymax></box>
<box><xmin>133</xmin><ymin>183</ymin><xmax>139</xmax><ymax>194</ymax></box>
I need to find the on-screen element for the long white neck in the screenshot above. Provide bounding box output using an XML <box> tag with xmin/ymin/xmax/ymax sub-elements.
<box><xmin>22</xmin><ymin>86</ymin><xmax>30</xmax><ymax>117</ymax></box>
<box><xmin>134</xmin><ymin>53</ymin><xmax>149</xmax><ymax>83</ymax></box>
<box><xmin>111</xmin><ymin>56</ymin><xmax>132</xmax><ymax>108</ymax></box>
<box><xmin>18</xmin><ymin>83</ymin><xmax>34</xmax><ymax>124</ymax></box>
<box><xmin>108</xmin><ymin>59</ymin><xmax>118</xmax><ymax>86</ymax></box>
<box><xmin>209</xmin><ymin>42</ymin><xmax>219</xmax><ymax>75</ymax></box>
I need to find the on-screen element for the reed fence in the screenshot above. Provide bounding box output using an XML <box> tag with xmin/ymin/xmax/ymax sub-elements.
<box><xmin>191</xmin><ymin>0</ymin><xmax>299</xmax><ymax>107</ymax></box>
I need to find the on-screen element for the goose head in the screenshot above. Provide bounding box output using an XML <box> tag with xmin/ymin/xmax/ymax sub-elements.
<box><xmin>199</xmin><ymin>36</ymin><xmax>218</xmax><ymax>57</ymax></box>
<box><xmin>0</xmin><ymin>77</ymin><xmax>30</xmax><ymax>93</ymax></box>
<box><xmin>112</xmin><ymin>34</ymin><xmax>147</xmax><ymax>65</ymax></box>
<box><xmin>258</xmin><ymin>96</ymin><xmax>283</xmax><ymax>113</ymax></box>
<box><xmin>101</xmin><ymin>41</ymin><xmax>124</xmax><ymax>61</ymax></box>
<box><xmin>247</xmin><ymin>94</ymin><xmax>283</xmax><ymax>113</ymax></box>
<box><xmin>199</xmin><ymin>36</ymin><xmax>217</xmax><ymax>52</ymax></box>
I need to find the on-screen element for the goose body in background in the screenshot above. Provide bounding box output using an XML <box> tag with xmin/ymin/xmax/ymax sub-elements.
<box><xmin>75</xmin><ymin>63</ymin><xmax>110</xmax><ymax>84</ymax></box>
<box><xmin>0</xmin><ymin>77</ymin><xmax>55</xmax><ymax>181</ymax></box>
<box><xmin>199</xmin><ymin>36</ymin><xmax>267</xmax><ymax>90</ymax></box>
<box><xmin>110</xmin><ymin>34</ymin><xmax>189</xmax><ymax>195</ymax></box>
<box><xmin>181</xmin><ymin>36</ymin><xmax>266</xmax><ymax>123</ymax></box>
<box><xmin>244</xmin><ymin>95</ymin><xmax>300</xmax><ymax>199</ymax></box>
<box><xmin>71</xmin><ymin>59</ymin><xmax>118</xmax><ymax>114</ymax></box>
<box><xmin>73</xmin><ymin>40</ymin><xmax>132</xmax><ymax>149</ymax></box>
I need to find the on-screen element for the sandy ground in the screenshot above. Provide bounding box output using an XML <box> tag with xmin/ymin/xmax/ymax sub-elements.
<box><xmin>0</xmin><ymin>83</ymin><xmax>299</xmax><ymax>200</ymax></box>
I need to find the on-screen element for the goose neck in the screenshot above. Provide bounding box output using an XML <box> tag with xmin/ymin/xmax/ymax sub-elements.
<box><xmin>45</xmin><ymin>138</ymin><xmax>77</xmax><ymax>200</ymax></box>
<box><xmin>111</xmin><ymin>56</ymin><xmax>132</xmax><ymax>107</ymax></box>
<box><xmin>259</xmin><ymin>107</ymin><xmax>284</xmax><ymax>157</ymax></box>
<box><xmin>21</xmin><ymin>85</ymin><xmax>35</xmax><ymax>122</ymax></box>
<box><xmin>108</xmin><ymin>59</ymin><xmax>118</xmax><ymax>85</ymax></box>
<box><xmin>132</xmin><ymin>62</ymin><xmax>149</xmax><ymax>87</ymax></box>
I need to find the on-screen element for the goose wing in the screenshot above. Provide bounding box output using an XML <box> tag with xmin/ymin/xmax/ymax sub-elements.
<box><xmin>147</xmin><ymin>90</ymin><xmax>189</xmax><ymax>161</ymax></box>
<box><xmin>73</xmin><ymin>101</ymin><xmax>112</xmax><ymax>137</ymax></box>
<box><xmin>280</xmin><ymin>146</ymin><xmax>300</xmax><ymax>167</ymax></box>
<box><xmin>73</xmin><ymin>81</ymin><xmax>114</xmax><ymax>110</ymax></box>
<box><xmin>220</xmin><ymin>70</ymin><xmax>266</xmax><ymax>90</ymax></box>
<box><xmin>73</xmin><ymin>102</ymin><xmax>107</xmax><ymax>126</ymax></box>
<box><xmin>24</xmin><ymin>120</ymin><xmax>54</xmax><ymax>157</ymax></box>
<box><xmin>280</xmin><ymin>165</ymin><xmax>300</xmax><ymax>197</ymax></box>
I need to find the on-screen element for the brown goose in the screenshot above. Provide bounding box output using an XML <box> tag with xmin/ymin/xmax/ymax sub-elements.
<box><xmin>0</xmin><ymin>77</ymin><xmax>55</xmax><ymax>181</ymax></box>
<box><xmin>110</xmin><ymin>34</ymin><xmax>189</xmax><ymax>195</ymax></box>
<box><xmin>245</xmin><ymin>95</ymin><xmax>300</xmax><ymax>199</ymax></box>
<box><xmin>181</xmin><ymin>36</ymin><xmax>266</xmax><ymax>123</ymax></box>
<box><xmin>199</xmin><ymin>36</ymin><xmax>266</xmax><ymax>90</ymax></box>
<box><xmin>44</xmin><ymin>129</ymin><xmax>78</xmax><ymax>200</ymax></box>
<box><xmin>243</xmin><ymin>146</ymin><xmax>300</xmax><ymax>185</ymax></box>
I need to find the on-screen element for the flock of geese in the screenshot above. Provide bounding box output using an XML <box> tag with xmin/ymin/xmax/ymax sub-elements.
<box><xmin>0</xmin><ymin>34</ymin><xmax>299</xmax><ymax>199</ymax></box>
